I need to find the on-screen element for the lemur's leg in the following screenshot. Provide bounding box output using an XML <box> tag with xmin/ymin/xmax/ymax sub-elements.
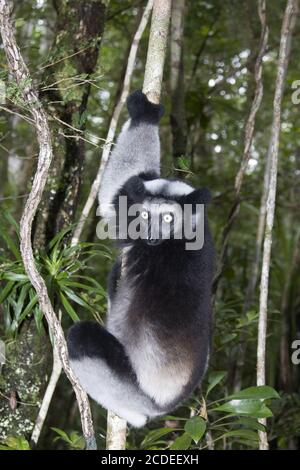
<box><xmin>98</xmin><ymin>90</ymin><xmax>164</xmax><ymax>219</ymax></box>
<box><xmin>67</xmin><ymin>321</ymin><xmax>162</xmax><ymax>427</ymax></box>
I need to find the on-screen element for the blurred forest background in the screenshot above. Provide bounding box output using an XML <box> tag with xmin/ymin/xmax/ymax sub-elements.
<box><xmin>0</xmin><ymin>0</ymin><xmax>300</xmax><ymax>450</ymax></box>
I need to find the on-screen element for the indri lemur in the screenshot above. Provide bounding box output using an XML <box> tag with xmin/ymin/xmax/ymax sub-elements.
<box><xmin>67</xmin><ymin>91</ymin><xmax>214</xmax><ymax>427</ymax></box>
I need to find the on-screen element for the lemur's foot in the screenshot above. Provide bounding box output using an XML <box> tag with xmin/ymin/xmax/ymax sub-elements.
<box><xmin>127</xmin><ymin>90</ymin><xmax>164</xmax><ymax>124</ymax></box>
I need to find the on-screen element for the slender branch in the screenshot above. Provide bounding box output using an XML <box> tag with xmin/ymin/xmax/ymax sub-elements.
<box><xmin>142</xmin><ymin>0</ymin><xmax>172</xmax><ymax>104</ymax></box>
<box><xmin>31</xmin><ymin>344</ymin><xmax>62</xmax><ymax>446</ymax></box>
<box><xmin>0</xmin><ymin>0</ymin><xmax>96</xmax><ymax>450</ymax></box>
<box><xmin>256</xmin><ymin>0</ymin><xmax>298</xmax><ymax>450</ymax></box>
<box><xmin>72</xmin><ymin>0</ymin><xmax>154</xmax><ymax>246</ymax></box>
<box><xmin>233</xmin><ymin>140</ymin><xmax>272</xmax><ymax>392</ymax></box>
<box><xmin>212</xmin><ymin>0</ymin><xmax>269</xmax><ymax>294</ymax></box>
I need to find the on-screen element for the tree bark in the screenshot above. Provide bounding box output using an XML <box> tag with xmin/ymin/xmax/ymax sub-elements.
<box><xmin>256</xmin><ymin>0</ymin><xmax>298</xmax><ymax>450</ymax></box>
<box><xmin>142</xmin><ymin>0</ymin><xmax>172</xmax><ymax>104</ymax></box>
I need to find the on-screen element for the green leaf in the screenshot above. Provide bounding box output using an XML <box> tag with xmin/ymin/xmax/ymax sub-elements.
<box><xmin>18</xmin><ymin>294</ymin><xmax>38</xmax><ymax>323</ymax></box>
<box><xmin>237</xmin><ymin>417</ymin><xmax>266</xmax><ymax>431</ymax></box>
<box><xmin>184</xmin><ymin>416</ymin><xmax>206</xmax><ymax>443</ymax></box>
<box><xmin>3</xmin><ymin>436</ymin><xmax>30</xmax><ymax>450</ymax></box>
<box><xmin>170</xmin><ymin>433</ymin><xmax>192</xmax><ymax>450</ymax></box>
<box><xmin>141</xmin><ymin>428</ymin><xmax>174</xmax><ymax>449</ymax></box>
<box><xmin>0</xmin><ymin>281</ymin><xmax>15</xmax><ymax>303</ymax></box>
<box><xmin>227</xmin><ymin>386</ymin><xmax>279</xmax><ymax>401</ymax></box>
<box><xmin>59</xmin><ymin>292</ymin><xmax>80</xmax><ymax>322</ymax></box>
<box><xmin>3</xmin><ymin>211</ymin><xmax>20</xmax><ymax>236</ymax></box>
<box><xmin>0</xmin><ymin>225</ymin><xmax>21</xmax><ymax>260</ymax></box>
<box><xmin>213</xmin><ymin>399</ymin><xmax>273</xmax><ymax>418</ymax></box>
<box><xmin>14</xmin><ymin>283</ymin><xmax>30</xmax><ymax>320</ymax></box>
<box><xmin>206</xmin><ymin>371</ymin><xmax>227</xmax><ymax>396</ymax></box>
<box><xmin>48</xmin><ymin>226</ymin><xmax>73</xmax><ymax>250</ymax></box>
<box><xmin>51</xmin><ymin>427</ymin><xmax>71</xmax><ymax>442</ymax></box>
<box><xmin>15</xmin><ymin>18</ymin><xmax>26</xmax><ymax>28</ymax></box>
<box><xmin>62</xmin><ymin>287</ymin><xmax>94</xmax><ymax>313</ymax></box>
<box><xmin>2</xmin><ymin>272</ymin><xmax>28</xmax><ymax>282</ymax></box>
<box><xmin>222</xmin><ymin>429</ymin><xmax>259</xmax><ymax>441</ymax></box>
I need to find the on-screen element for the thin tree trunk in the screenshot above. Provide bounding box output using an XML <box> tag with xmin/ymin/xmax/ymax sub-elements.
<box><xmin>233</xmin><ymin>140</ymin><xmax>272</xmax><ymax>392</ymax></box>
<box><xmin>142</xmin><ymin>0</ymin><xmax>172</xmax><ymax>104</ymax></box>
<box><xmin>105</xmin><ymin>0</ymin><xmax>172</xmax><ymax>450</ymax></box>
<box><xmin>256</xmin><ymin>0</ymin><xmax>298</xmax><ymax>450</ymax></box>
<box><xmin>30</xmin><ymin>343</ymin><xmax>62</xmax><ymax>446</ymax></box>
<box><xmin>0</xmin><ymin>0</ymin><xmax>96</xmax><ymax>450</ymax></box>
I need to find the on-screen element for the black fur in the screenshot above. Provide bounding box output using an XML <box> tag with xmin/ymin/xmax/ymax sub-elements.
<box><xmin>68</xmin><ymin>321</ymin><xmax>133</xmax><ymax>378</ymax></box>
<box><xmin>127</xmin><ymin>90</ymin><xmax>164</xmax><ymax>125</ymax></box>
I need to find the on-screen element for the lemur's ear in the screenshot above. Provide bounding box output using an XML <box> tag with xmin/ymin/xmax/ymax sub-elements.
<box><xmin>184</xmin><ymin>188</ymin><xmax>212</xmax><ymax>205</ymax></box>
<box><xmin>121</xmin><ymin>176</ymin><xmax>146</xmax><ymax>201</ymax></box>
<box><xmin>127</xmin><ymin>90</ymin><xmax>164</xmax><ymax>124</ymax></box>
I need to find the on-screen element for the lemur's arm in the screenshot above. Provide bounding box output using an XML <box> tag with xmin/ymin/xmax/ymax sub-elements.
<box><xmin>98</xmin><ymin>90</ymin><xmax>164</xmax><ymax>219</ymax></box>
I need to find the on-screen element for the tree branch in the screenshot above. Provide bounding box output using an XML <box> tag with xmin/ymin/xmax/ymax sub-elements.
<box><xmin>256</xmin><ymin>0</ymin><xmax>298</xmax><ymax>450</ymax></box>
<box><xmin>142</xmin><ymin>0</ymin><xmax>172</xmax><ymax>104</ymax></box>
<box><xmin>0</xmin><ymin>0</ymin><xmax>96</xmax><ymax>450</ymax></box>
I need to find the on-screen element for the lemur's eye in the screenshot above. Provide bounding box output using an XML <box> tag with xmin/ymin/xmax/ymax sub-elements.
<box><xmin>163</xmin><ymin>213</ymin><xmax>173</xmax><ymax>223</ymax></box>
<box><xmin>141</xmin><ymin>210</ymin><xmax>149</xmax><ymax>220</ymax></box>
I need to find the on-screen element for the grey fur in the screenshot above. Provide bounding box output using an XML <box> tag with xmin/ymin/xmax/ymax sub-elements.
<box><xmin>98</xmin><ymin>120</ymin><xmax>161</xmax><ymax>219</ymax></box>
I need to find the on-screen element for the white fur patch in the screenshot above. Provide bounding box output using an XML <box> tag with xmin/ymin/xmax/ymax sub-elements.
<box><xmin>127</xmin><ymin>331</ymin><xmax>191</xmax><ymax>406</ymax></box>
<box><xmin>70</xmin><ymin>357</ymin><xmax>157</xmax><ymax>427</ymax></box>
<box><xmin>144</xmin><ymin>179</ymin><xmax>166</xmax><ymax>194</ymax></box>
<box><xmin>144</xmin><ymin>179</ymin><xmax>194</xmax><ymax>197</ymax></box>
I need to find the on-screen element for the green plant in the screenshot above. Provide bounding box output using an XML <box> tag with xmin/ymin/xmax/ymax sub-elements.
<box><xmin>51</xmin><ymin>428</ymin><xmax>85</xmax><ymax>450</ymax></box>
<box><xmin>0</xmin><ymin>211</ymin><xmax>110</xmax><ymax>336</ymax></box>
<box><xmin>0</xmin><ymin>436</ymin><xmax>30</xmax><ymax>450</ymax></box>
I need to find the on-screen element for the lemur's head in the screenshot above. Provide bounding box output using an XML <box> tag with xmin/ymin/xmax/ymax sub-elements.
<box><xmin>114</xmin><ymin>174</ymin><xmax>211</xmax><ymax>248</ymax></box>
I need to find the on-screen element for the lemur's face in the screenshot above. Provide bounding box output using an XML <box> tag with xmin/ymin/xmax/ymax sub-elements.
<box><xmin>118</xmin><ymin>176</ymin><xmax>211</xmax><ymax>248</ymax></box>
<box><xmin>139</xmin><ymin>197</ymin><xmax>183</xmax><ymax>246</ymax></box>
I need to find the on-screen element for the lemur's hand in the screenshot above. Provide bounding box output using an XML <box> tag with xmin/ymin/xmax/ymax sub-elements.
<box><xmin>127</xmin><ymin>90</ymin><xmax>164</xmax><ymax>124</ymax></box>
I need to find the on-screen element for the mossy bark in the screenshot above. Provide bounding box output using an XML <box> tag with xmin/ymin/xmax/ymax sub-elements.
<box><xmin>0</xmin><ymin>322</ymin><xmax>50</xmax><ymax>442</ymax></box>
